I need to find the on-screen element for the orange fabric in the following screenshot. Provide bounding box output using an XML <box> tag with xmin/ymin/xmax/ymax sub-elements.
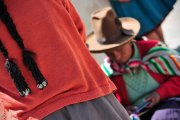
<box><xmin>0</xmin><ymin>0</ymin><xmax>116</xmax><ymax>120</ymax></box>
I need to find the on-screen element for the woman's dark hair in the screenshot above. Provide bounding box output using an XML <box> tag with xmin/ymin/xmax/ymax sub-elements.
<box><xmin>0</xmin><ymin>0</ymin><xmax>48</xmax><ymax>97</ymax></box>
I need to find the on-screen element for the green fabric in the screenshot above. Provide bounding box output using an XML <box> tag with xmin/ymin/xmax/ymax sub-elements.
<box><xmin>123</xmin><ymin>45</ymin><xmax>159</xmax><ymax>106</ymax></box>
<box><xmin>123</xmin><ymin>68</ymin><xmax>159</xmax><ymax>106</ymax></box>
<box><xmin>131</xmin><ymin>41</ymin><xmax>140</xmax><ymax>60</ymax></box>
<box><xmin>101</xmin><ymin>62</ymin><xmax>113</xmax><ymax>77</ymax></box>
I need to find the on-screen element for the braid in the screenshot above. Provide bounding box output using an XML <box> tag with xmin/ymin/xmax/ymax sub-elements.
<box><xmin>0</xmin><ymin>0</ymin><xmax>24</xmax><ymax>49</ymax></box>
<box><xmin>0</xmin><ymin>0</ymin><xmax>48</xmax><ymax>96</ymax></box>
<box><xmin>0</xmin><ymin>41</ymin><xmax>31</xmax><ymax>96</ymax></box>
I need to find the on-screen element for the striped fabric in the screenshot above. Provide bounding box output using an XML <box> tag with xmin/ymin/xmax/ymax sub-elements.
<box><xmin>101</xmin><ymin>42</ymin><xmax>180</xmax><ymax>76</ymax></box>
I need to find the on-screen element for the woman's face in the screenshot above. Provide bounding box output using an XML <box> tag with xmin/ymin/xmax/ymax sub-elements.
<box><xmin>106</xmin><ymin>42</ymin><xmax>133</xmax><ymax>65</ymax></box>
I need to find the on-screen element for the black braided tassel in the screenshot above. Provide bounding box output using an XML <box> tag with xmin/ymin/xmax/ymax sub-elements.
<box><xmin>0</xmin><ymin>41</ymin><xmax>31</xmax><ymax>96</ymax></box>
<box><xmin>0</xmin><ymin>0</ymin><xmax>48</xmax><ymax>90</ymax></box>
<box><xmin>5</xmin><ymin>59</ymin><xmax>31</xmax><ymax>96</ymax></box>
<box><xmin>23</xmin><ymin>50</ymin><xmax>47</xmax><ymax>89</ymax></box>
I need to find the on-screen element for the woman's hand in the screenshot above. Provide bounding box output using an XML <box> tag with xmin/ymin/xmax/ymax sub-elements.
<box><xmin>145</xmin><ymin>92</ymin><xmax>160</xmax><ymax>108</ymax></box>
<box><xmin>125</xmin><ymin>105</ymin><xmax>138</xmax><ymax>115</ymax></box>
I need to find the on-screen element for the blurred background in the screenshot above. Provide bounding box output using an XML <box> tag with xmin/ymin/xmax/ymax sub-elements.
<box><xmin>72</xmin><ymin>0</ymin><xmax>180</xmax><ymax>65</ymax></box>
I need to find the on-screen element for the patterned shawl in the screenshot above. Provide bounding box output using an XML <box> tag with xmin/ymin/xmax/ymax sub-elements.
<box><xmin>101</xmin><ymin>42</ymin><xmax>180</xmax><ymax>76</ymax></box>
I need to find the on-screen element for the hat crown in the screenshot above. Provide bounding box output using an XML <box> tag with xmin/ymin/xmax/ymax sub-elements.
<box><xmin>91</xmin><ymin>7</ymin><xmax>123</xmax><ymax>44</ymax></box>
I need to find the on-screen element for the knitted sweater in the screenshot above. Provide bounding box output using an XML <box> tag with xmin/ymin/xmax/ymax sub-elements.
<box><xmin>0</xmin><ymin>0</ymin><xmax>116</xmax><ymax>119</ymax></box>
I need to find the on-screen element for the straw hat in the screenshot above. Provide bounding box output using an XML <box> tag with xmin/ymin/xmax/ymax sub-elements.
<box><xmin>86</xmin><ymin>7</ymin><xmax>140</xmax><ymax>53</ymax></box>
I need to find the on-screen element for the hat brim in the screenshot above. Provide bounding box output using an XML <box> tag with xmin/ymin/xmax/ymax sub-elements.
<box><xmin>86</xmin><ymin>17</ymin><xmax>140</xmax><ymax>53</ymax></box>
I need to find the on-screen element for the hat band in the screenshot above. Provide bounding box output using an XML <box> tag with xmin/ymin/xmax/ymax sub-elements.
<box><xmin>97</xmin><ymin>28</ymin><xmax>134</xmax><ymax>45</ymax></box>
<box><xmin>97</xmin><ymin>32</ymin><xmax>122</xmax><ymax>44</ymax></box>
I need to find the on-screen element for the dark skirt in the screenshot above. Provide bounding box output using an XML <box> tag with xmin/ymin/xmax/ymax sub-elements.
<box><xmin>109</xmin><ymin>0</ymin><xmax>177</xmax><ymax>37</ymax></box>
<box><xmin>43</xmin><ymin>94</ymin><xmax>130</xmax><ymax>120</ymax></box>
<box><xmin>140</xmin><ymin>97</ymin><xmax>180</xmax><ymax>120</ymax></box>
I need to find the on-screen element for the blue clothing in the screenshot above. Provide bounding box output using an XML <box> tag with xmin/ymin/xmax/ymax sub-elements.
<box><xmin>109</xmin><ymin>0</ymin><xmax>176</xmax><ymax>37</ymax></box>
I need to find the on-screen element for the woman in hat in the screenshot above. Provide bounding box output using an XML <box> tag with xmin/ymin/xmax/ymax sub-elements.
<box><xmin>87</xmin><ymin>7</ymin><xmax>180</xmax><ymax>119</ymax></box>
<box><xmin>0</xmin><ymin>1</ymin><xmax>130</xmax><ymax>120</ymax></box>
<box><xmin>109</xmin><ymin>0</ymin><xmax>177</xmax><ymax>41</ymax></box>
